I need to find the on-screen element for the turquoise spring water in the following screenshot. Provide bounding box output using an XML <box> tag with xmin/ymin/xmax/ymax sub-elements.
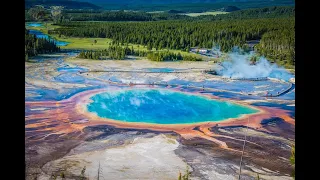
<box><xmin>145</xmin><ymin>68</ymin><xmax>177</xmax><ymax>72</ymax></box>
<box><xmin>87</xmin><ymin>89</ymin><xmax>258</xmax><ymax>124</ymax></box>
<box><xmin>26</xmin><ymin>23</ymin><xmax>43</xmax><ymax>27</ymax></box>
<box><xmin>28</xmin><ymin>29</ymin><xmax>70</xmax><ymax>46</ymax></box>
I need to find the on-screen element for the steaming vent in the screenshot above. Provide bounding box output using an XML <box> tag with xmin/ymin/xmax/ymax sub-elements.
<box><xmin>215</xmin><ymin>51</ymin><xmax>294</xmax><ymax>82</ymax></box>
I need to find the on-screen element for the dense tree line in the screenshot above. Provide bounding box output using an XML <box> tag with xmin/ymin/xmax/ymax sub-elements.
<box><xmin>147</xmin><ymin>51</ymin><xmax>202</xmax><ymax>61</ymax></box>
<box><xmin>50</xmin><ymin>17</ymin><xmax>294</xmax><ymax>65</ymax></box>
<box><xmin>78</xmin><ymin>45</ymin><xmax>202</xmax><ymax>61</ymax></box>
<box><xmin>78</xmin><ymin>45</ymin><xmax>147</xmax><ymax>60</ymax></box>
<box><xmin>255</xmin><ymin>28</ymin><xmax>295</xmax><ymax>66</ymax></box>
<box><xmin>51</xmin><ymin>18</ymin><xmax>292</xmax><ymax>52</ymax></box>
<box><xmin>63</xmin><ymin>9</ymin><xmax>103</xmax><ymax>14</ymax></box>
<box><xmin>65</xmin><ymin>10</ymin><xmax>153</xmax><ymax>21</ymax></box>
<box><xmin>25</xmin><ymin>28</ymin><xmax>60</xmax><ymax>61</ymax></box>
<box><xmin>63</xmin><ymin>10</ymin><xmax>192</xmax><ymax>22</ymax></box>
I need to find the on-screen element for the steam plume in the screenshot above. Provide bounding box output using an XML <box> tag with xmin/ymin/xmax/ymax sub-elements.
<box><xmin>216</xmin><ymin>50</ymin><xmax>294</xmax><ymax>82</ymax></box>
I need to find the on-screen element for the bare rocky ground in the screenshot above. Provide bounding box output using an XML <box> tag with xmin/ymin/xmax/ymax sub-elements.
<box><xmin>27</xmin><ymin>118</ymin><xmax>294</xmax><ymax>180</ymax></box>
<box><xmin>176</xmin><ymin>118</ymin><xmax>294</xmax><ymax>180</ymax></box>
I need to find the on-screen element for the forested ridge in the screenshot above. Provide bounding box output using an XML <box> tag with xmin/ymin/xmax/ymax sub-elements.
<box><xmin>50</xmin><ymin>17</ymin><xmax>294</xmax><ymax>66</ymax></box>
<box><xmin>91</xmin><ymin>1</ymin><xmax>294</xmax><ymax>12</ymax></box>
<box><xmin>64</xmin><ymin>11</ymin><xmax>191</xmax><ymax>21</ymax></box>
<box><xmin>25</xmin><ymin>6</ymin><xmax>294</xmax><ymax>22</ymax></box>
<box><xmin>62</xmin><ymin>6</ymin><xmax>294</xmax><ymax>22</ymax></box>
<box><xmin>25</xmin><ymin>29</ymin><xmax>60</xmax><ymax>61</ymax></box>
<box><xmin>25</xmin><ymin>0</ymin><xmax>101</xmax><ymax>10</ymax></box>
<box><xmin>196</xmin><ymin>6</ymin><xmax>294</xmax><ymax>21</ymax></box>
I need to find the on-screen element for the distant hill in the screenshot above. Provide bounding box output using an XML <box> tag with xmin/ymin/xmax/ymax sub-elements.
<box><xmin>79</xmin><ymin>0</ymin><xmax>294</xmax><ymax>6</ymax></box>
<box><xmin>167</xmin><ymin>10</ymin><xmax>186</xmax><ymax>13</ymax></box>
<box><xmin>77</xmin><ymin>0</ymin><xmax>294</xmax><ymax>11</ymax></box>
<box><xmin>25</xmin><ymin>0</ymin><xmax>295</xmax><ymax>11</ymax></box>
<box><xmin>25</xmin><ymin>0</ymin><xmax>102</xmax><ymax>9</ymax></box>
<box><xmin>220</xmin><ymin>5</ymin><xmax>241</xmax><ymax>12</ymax></box>
<box><xmin>77</xmin><ymin>0</ymin><xmax>268</xmax><ymax>4</ymax></box>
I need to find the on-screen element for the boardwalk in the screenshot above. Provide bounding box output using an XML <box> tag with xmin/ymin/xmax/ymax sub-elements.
<box><xmin>262</xmin><ymin>83</ymin><xmax>294</xmax><ymax>98</ymax></box>
<box><xmin>91</xmin><ymin>78</ymin><xmax>294</xmax><ymax>98</ymax></box>
<box><xmin>78</xmin><ymin>69</ymin><xmax>294</xmax><ymax>97</ymax></box>
<box><xmin>79</xmin><ymin>70</ymin><xmax>205</xmax><ymax>74</ymax></box>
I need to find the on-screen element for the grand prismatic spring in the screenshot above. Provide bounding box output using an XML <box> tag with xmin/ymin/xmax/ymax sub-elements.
<box><xmin>86</xmin><ymin>89</ymin><xmax>258</xmax><ymax>124</ymax></box>
<box><xmin>25</xmin><ymin>23</ymin><xmax>295</xmax><ymax>180</ymax></box>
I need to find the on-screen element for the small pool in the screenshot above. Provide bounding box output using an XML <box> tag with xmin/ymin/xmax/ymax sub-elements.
<box><xmin>28</xmin><ymin>30</ymin><xmax>70</xmax><ymax>46</ymax></box>
<box><xmin>269</xmin><ymin>69</ymin><xmax>294</xmax><ymax>82</ymax></box>
<box><xmin>57</xmin><ymin>66</ymin><xmax>88</xmax><ymax>72</ymax></box>
<box><xmin>54</xmin><ymin>73</ymin><xmax>85</xmax><ymax>83</ymax></box>
<box><xmin>26</xmin><ymin>23</ymin><xmax>43</xmax><ymax>27</ymax></box>
<box><xmin>87</xmin><ymin>89</ymin><xmax>258</xmax><ymax>124</ymax></box>
<box><xmin>145</xmin><ymin>68</ymin><xmax>178</xmax><ymax>73</ymax></box>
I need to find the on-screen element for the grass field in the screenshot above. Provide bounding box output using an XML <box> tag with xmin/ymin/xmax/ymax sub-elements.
<box><xmin>182</xmin><ymin>11</ymin><xmax>229</xmax><ymax>17</ymax></box>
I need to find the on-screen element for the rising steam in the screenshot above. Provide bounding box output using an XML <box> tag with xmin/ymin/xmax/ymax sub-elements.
<box><xmin>216</xmin><ymin>50</ymin><xmax>294</xmax><ymax>82</ymax></box>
